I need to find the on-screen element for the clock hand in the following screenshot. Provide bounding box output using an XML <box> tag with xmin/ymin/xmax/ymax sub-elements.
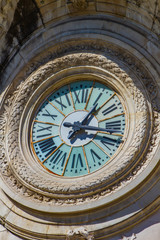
<box><xmin>80</xmin><ymin>103</ymin><xmax>98</xmax><ymax>125</ymax></box>
<box><xmin>67</xmin><ymin>104</ymin><xmax>98</xmax><ymax>139</ymax></box>
<box><xmin>63</xmin><ymin>122</ymin><xmax>121</xmax><ymax>134</ymax></box>
<box><xmin>67</xmin><ymin>124</ymin><xmax>80</xmax><ymax>139</ymax></box>
<box><xmin>68</xmin><ymin>129</ymin><xmax>78</xmax><ymax>140</ymax></box>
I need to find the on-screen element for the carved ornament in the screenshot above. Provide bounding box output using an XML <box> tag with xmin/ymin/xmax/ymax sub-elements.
<box><xmin>66</xmin><ymin>227</ymin><xmax>94</xmax><ymax>240</ymax></box>
<box><xmin>66</xmin><ymin>0</ymin><xmax>88</xmax><ymax>12</ymax></box>
<box><xmin>71</xmin><ymin>0</ymin><xmax>87</xmax><ymax>9</ymax></box>
<box><xmin>122</xmin><ymin>233</ymin><xmax>137</xmax><ymax>240</ymax></box>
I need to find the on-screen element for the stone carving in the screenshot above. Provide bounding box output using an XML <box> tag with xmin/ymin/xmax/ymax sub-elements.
<box><xmin>127</xmin><ymin>0</ymin><xmax>143</xmax><ymax>7</ymax></box>
<box><xmin>71</xmin><ymin>0</ymin><xmax>87</xmax><ymax>9</ymax></box>
<box><xmin>66</xmin><ymin>227</ymin><xmax>94</xmax><ymax>240</ymax></box>
<box><xmin>122</xmin><ymin>233</ymin><xmax>136</xmax><ymax>240</ymax></box>
<box><xmin>67</xmin><ymin>0</ymin><xmax>88</xmax><ymax>10</ymax></box>
<box><xmin>0</xmin><ymin>41</ymin><xmax>159</xmax><ymax>206</ymax></box>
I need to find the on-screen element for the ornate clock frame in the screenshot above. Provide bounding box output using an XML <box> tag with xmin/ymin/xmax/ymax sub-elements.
<box><xmin>0</xmin><ymin>38</ymin><xmax>159</xmax><ymax>239</ymax></box>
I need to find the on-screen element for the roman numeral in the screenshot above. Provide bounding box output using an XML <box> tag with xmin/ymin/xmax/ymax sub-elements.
<box><xmin>38</xmin><ymin>138</ymin><xmax>56</xmax><ymax>158</ymax></box>
<box><xmin>53</xmin><ymin>93</ymin><xmax>71</xmax><ymax>111</ymax></box>
<box><xmin>102</xmin><ymin>104</ymin><xmax>117</xmax><ymax>116</ymax></box>
<box><xmin>93</xmin><ymin>93</ymin><xmax>103</xmax><ymax>105</ymax></box>
<box><xmin>50</xmin><ymin>150</ymin><xmax>67</xmax><ymax>167</ymax></box>
<box><xmin>100</xmin><ymin>136</ymin><xmax>117</xmax><ymax>151</ymax></box>
<box><xmin>37</xmin><ymin>125</ymin><xmax>52</xmax><ymax>132</ymax></box>
<box><xmin>81</xmin><ymin>88</ymin><xmax>89</xmax><ymax>103</ymax></box>
<box><xmin>65</xmin><ymin>94</ymin><xmax>71</xmax><ymax>106</ymax></box>
<box><xmin>36</xmin><ymin>125</ymin><xmax>52</xmax><ymax>138</ymax></box>
<box><xmin>71</xmin><ymin>153</ymin><xmax>83</xmax><ymax>169</ymax></box>
<box><xmin>42</xmin><ymin>109</ymin><xmax>57</xmax><ymax>120</ymax></box>
<box><xmin>105</xmin><ymin>120</ymin><xmax>122</xmax><ymax>130</ymax></box>
<box><xmin>55</xmin><ymin>97</ymin><xmax>67</xmax><ymax>110</ymax></box>
<box><xmin>74</xmin><ymin>88</ymin><xmax>89</xmax><ymax>104</ymax></box>
<box><xmin>90</xmin><ymin>149</ymin><xmax>101</xmax><ymax>163</ymax></box>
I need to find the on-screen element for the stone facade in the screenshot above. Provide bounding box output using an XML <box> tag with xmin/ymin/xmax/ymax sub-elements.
<box><xmin>0</xmin><ymin>1</ymin><xmax>160</xmax><ymax>239</ymax></box>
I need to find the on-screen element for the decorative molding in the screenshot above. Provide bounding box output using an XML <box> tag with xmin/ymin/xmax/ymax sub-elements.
<box><xmin>122</xmin><ymin>233</ymin><xmax>137</xmax><ymax>240</ymax></box>
<box><xmin>66</xmin><ymin>0</ymin><xmax>88</xmax><ymax>12</ymax></box>
<box><xmin>71</xmin><ymin>0</ymin><xmax>88</xmax><ymax>9</ymax></box>
<box><xmin>0</xmin><ymin>217</ymin><xmax>5</xmax><ymax>227</ymax></box>
<box><xmin>66</xmin><ymin>227</ymin><xmax>94</xmax><ymax>240</ymax></box>
<box><xmin>130</xmin><ymin>0</ymin><xmax>142</xmax><ymax>7</ymax></box>
<box><xmin>0</xmin><ymin>41</ymin><xmax>159</xmax><ymax>208</ymax></box>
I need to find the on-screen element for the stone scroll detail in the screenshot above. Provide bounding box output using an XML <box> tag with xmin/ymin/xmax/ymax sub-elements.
<box><xmin>0</xmin><ymin>41</ymin><xmax>159</xmax><ymax>205</ymax></box>
<box><xmin>121</xmin><ymin>233</ymin><xmax>137</xmax><ymax>240</ymax></box>
<box><xmin>71</xmin><ymin>0</ymin><xmax>87</xmax><ymax>9</ymax></box>
<box><xmin>66</xmin><ymin>0</ymin><xmax>88</xmax><ymax>11</ymax></box>
<box><xmin>66</xmin><ymin>227</ymin><xmax>94</xmax><ymax>240</ymax></box>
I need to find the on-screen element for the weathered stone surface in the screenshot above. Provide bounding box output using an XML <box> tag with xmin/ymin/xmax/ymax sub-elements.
<box><xmin>1</xmin><ymin>0</ymin><xmax>160</xmax><ymax>76</ymax></box>
<box><xmin>0</xmin><ymin>0</ymin><xmax>39</xmax><ymax>73</ymax></box>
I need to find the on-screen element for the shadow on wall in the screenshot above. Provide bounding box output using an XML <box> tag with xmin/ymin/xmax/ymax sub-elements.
<box><xmin>110</xmin><ymin>208</ymin><xmax>160</xmax><ymax>240</ymax></box>
<box><xmin>0</xmin><ymin>0</ymin><xmax>39</xmax><ymax>75</ymax></box>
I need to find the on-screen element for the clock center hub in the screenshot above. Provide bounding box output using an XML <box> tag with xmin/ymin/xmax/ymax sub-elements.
<box><xmin>60</xmin><ymin>110</ymin><xmax>98</xmax><ymax>146</ymax></box>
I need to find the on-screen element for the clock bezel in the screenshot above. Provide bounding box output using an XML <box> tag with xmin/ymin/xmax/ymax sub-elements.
<box><xmin>26</xmin><ymin>71</ymin><xmax>131</xmax><ymax>179</ymax></box>
<box><xmin>30</xmin><ymin>78</ymin><xmax>127</xmax><ymax>177</ymax></box>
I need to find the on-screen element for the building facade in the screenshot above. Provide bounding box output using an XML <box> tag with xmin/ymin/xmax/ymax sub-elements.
<box><xmin>0</xmin><ymin>1</ymin><xmax>160</xmax><ymax>239</ymax></box>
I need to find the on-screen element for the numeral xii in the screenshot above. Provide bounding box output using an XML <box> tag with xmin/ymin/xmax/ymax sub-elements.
<box><xmin>74</xmin><ymin>88</ymin><xmax>89</xmax><ymax>104</ymax></box>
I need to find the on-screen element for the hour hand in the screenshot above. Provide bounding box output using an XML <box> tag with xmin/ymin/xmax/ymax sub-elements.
<box><xmin>63</xmin><ymin>122</ymin><xmax>80</xmax><ymax>139</ymax></box>
<box><xmin>63</xmin><ymin>122</ymin><xmax>73</xmax><ymax>127</ymax></box>
<box><xmin>65</xmin><ymin>104</ymin><xmax>98</xmax><ymax>139</ymax></box>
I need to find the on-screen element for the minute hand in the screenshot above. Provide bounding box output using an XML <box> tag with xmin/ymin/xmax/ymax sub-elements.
<box><xmin>80</xmin><ymin>103</ymin><xmax>98</xmax><ymax>124</ymax></box>
<box><xmin>63</xmin><ymin>122</ymin><xmax>121</xmax><ymax>134</ymax></box>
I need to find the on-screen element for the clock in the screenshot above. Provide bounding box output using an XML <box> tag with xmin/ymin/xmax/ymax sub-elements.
<box><xmin>31</xmin><ymin>80</ymin><xmax>125</xmax><ymax>177</ymax></box>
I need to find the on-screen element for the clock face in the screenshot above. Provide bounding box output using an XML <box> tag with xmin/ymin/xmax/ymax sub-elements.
<box><xmin>31</xmin><ymin>80</ymin><xmax>125</xmax><ymax>177</ymax></box>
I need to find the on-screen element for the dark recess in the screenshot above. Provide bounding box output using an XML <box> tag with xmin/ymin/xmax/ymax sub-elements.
<box><xmin>0</xmin><ymin>0</ymin><xmax>39</xmax><ymax>78</ymax></box>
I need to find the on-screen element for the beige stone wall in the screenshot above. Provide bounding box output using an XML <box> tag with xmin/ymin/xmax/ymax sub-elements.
<box><xmin>0</xmin><ymin>1</ymin><xmax>160</xmax><ymax>240</ymax></box>
<box><xmin>1</xmin><ymin>0</ymin><xmax>160</xmax><ymax>72</ymax></box>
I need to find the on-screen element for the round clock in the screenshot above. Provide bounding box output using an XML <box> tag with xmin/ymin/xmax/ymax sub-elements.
<box><xmin>31</xmin><ymin>80</ymin><xmax>125</xmax><ymax>177</ymax></box>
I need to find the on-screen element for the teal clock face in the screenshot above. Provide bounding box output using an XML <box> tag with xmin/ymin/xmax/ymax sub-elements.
<box><xmin>31</xmin><ymin>80</ymin><xmax>125</xmax><ymax>177</ymax></box>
